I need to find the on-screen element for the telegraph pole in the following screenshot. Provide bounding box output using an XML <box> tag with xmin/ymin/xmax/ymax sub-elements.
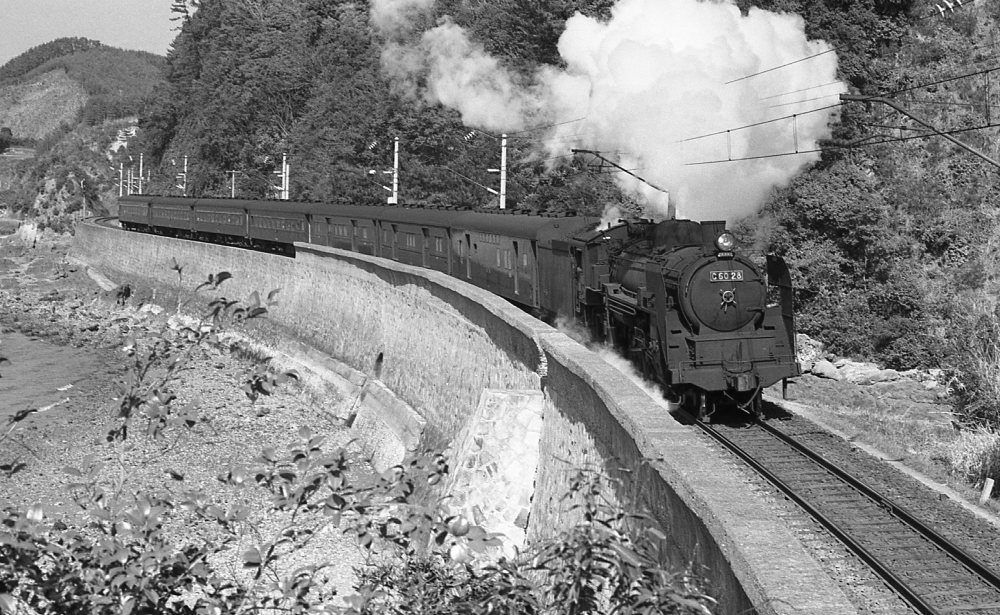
<box><xmin>389</xmin><ymin>137</ymin><xmax>399</xmax><ymax>205</ymax></box>
<box><xmin>283</xmin><ymin>153</ymin><xmax>289</xmax><ymax>200</ymax></box>
<box><xmin>369</xmin><ymin>138</ymin><xmax>400</xmax><ymax>204</ymax></box>
<box><xmin>273</xmin><ymin>153</ymin><xmax>289</xmax><ymax>199</ymax></box>
<box><xmin>118</xmin><ymin>163</ymin><xmax>124</xmax><ymax>197</ymax></box>
<box><xmin>487</xmin><ymin>134</ymin><xmax>508</xmax><ymax>209</ymax></box>
<box><xmin>229</xmin><ymin>170</ymin><xmax>237</xmax><ymax>197</ymax></box>
<box><xmin>138</xmin><ymin>153</ymin><xmax>144</xmax><ymax>194</ymax></box>
<box><xmin>175</xmin><ymin>155</ymin><xmax>188</xmax><ymax>196</ymax></box>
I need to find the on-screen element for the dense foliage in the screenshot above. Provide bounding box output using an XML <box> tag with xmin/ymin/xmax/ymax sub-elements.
<box><xmin>136</xmin><ymin>0</ymin><xmax>624</xmax><ymax>211</ymax></box>
<box><xmin>1</xmin><ymin>121</ymin><xmax>131</xmax><ymax>227</ymax></box>
<box><xmin>0</xmin><ymin>43</ymin><xmax>164</xmax><ymax>224</ymax></box>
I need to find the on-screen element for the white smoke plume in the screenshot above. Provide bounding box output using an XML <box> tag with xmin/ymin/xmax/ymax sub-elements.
<box><xmin>554</xmin><ymin>316</ymin><xmax>676</xmax><ymax>413</ymax></box>
<box><xmin>372</xmin><ymin>0</ymin><xmax>846</xmax><ymax>222</ymax></box>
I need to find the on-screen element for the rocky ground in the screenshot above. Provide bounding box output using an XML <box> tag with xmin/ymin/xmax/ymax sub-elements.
<box><xmin>0</xmin><ymin>227</ymin><xmax>374</xmax><ymax>603</ymax></box>
<box><xmin>791</xmin><ymin>333</ymin><xmax>954</xmax><ymax>426</ymax></box>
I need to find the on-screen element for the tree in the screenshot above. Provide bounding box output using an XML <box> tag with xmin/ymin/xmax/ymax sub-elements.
<box><xmin>0</xmin><ymin>128</ymin><xmax>12</xmax><ymax>155</ymax></box>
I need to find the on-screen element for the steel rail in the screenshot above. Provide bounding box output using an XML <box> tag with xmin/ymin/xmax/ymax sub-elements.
<box><xmin>756</xmin><ymin>419</ymin><xmax>1000</xmax><ymax>592</ymax></box>
<box><xmin>696</xmin><ymin>419</ymin><xmax>941</xmax><ymax>615</ymax></box>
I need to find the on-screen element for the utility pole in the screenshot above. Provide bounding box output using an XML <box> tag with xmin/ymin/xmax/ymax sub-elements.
<box><xmin>369</xmin><ymin>137</ymin><xmax>400</xmax><ymax>204</ymax></box>
<box><xmin>229</xmin><ymin>170</ymin><xmax>237</xmax><ymax>197</ymax></box>
<box><xmin>487</xmin><ymin>133</ymin><xmax>508</xmax><ymax>209</ymax></box>
<box><xmin>118</xmin><ymin>163</ymin><xmax>124</xmax><ymax>197</ymax></box>
<box><xmin>389</xmin><ymin>137</ymin><xmax>399</xmax><ymax>205</ymax></box>
<box><xmin>138</xmin><ymin>153</ymin><xmax>144</xmax><ymax>194</ymax></box>
<box><xmin>174</xmin><ymin>155</ymin><xmax>188</xmax><ymax>195</ymax></box>
<box><xmin>272</xmin><ymin>153</ymin><xmax>289</xmax><ymax>199</ymax></box>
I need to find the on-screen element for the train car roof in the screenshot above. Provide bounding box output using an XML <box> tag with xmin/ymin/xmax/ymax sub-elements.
<box><xmin>150</xmin><ymin>196</ymin><xmax>199</xmax><ymax>207</ymax></box>
<box><xmin>193</xmin><ymin>198</ymin><xmax>325</xmax><ymax>215</ymax></box>
<box><xmin>121</xmin><ymin>196</ymin><xmax>599</xmax><ymax>241</ymax></box>
<box><xmin>308</xmin><ymin>202</ymin><xmax>599</xmax><ymax>240</ymax></box>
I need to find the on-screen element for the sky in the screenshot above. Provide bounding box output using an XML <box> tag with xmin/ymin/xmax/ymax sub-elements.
<box><xmin>0</xmin><ymin>0</ymin><xmax>177</xmax><ymax>67</ymax></box>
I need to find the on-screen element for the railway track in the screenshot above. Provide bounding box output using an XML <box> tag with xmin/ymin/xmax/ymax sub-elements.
<box><xmin>92</xmin><ymin>216</ymin><xmax>120</xmax><ymax>229</ymax></box>
<box><xmin>698</xmin><ymin>416</ymin><xmax>1000</xmax><ymax>614</ymax></box>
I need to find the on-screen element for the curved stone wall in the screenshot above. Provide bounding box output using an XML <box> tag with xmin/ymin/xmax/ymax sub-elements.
<box><xmin>71</xmin><ymin>221</ymin><xmax>858</xmax><ymax>615</ymax></box>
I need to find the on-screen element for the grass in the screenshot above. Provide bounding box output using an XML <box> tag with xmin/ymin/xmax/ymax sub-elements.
<box><xmin>777</xmin><ymin>386</ymin><xmax>1000</xmax><ymax>516</ymax></box>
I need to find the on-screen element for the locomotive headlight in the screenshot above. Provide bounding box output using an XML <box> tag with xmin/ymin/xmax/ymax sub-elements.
<box><xmin>715</xmin><ymin>231</ymin><xmax>737</xmax><ymax>252</ymax></box>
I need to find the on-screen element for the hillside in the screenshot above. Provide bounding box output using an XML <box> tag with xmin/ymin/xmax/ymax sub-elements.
<box><xmin>0</xmin><ymin>40</ymin><xmax>165</xmax><ymax>226</ymax></box>
<box><xmin>0</xmin><ymin>43</ymin><xmax>165</xmax><ymax>139</ymax></box>
<box><xmin>0</xmin><ymin>70</ymin><xmax>88</xmax><ymax>140</ymax></box>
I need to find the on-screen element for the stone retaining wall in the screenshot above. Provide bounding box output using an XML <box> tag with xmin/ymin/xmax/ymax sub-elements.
<box><xmin>72</xmin><ymin>222</ymin><xmax>858</xmax><ymax>615</ymax></box>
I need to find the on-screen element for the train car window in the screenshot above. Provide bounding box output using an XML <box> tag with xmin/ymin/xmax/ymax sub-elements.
<box><xmin>496</xmin><ymin>248</ymin><xmax>501</xmax><ymax>267</ymax></box>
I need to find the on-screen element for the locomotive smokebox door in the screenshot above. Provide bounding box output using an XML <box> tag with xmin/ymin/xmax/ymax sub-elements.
<box><xmin>682</xmin><ymin>258</ymin><xmax>764</xmax><ymax>333</ymax></box>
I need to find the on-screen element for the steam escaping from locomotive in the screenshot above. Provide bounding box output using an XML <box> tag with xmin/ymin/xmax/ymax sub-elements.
<box><xmin>371</xmin><ymin>0</ymin><xmax>845</xmax><ymax>222</ymax></box>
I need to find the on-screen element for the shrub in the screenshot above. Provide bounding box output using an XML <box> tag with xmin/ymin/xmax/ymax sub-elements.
<box><xmin>948</xmin><ymin>296</ymin><xmax>1000</xmax><ymax>424</ymax></box>
<box><xmin>940</xmin><ymin>428</ymin><xmax>1000</xmax><ymax>489</ymax></box>
<box><xmin>352</xmin><ymin>471</ymin><xmax>714</xmax><ymax>615</ymax></box>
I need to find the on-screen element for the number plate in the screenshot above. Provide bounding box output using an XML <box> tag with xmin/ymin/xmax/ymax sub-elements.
<box><xmin>710</xmin><ymin>270</ymin><xmax>743</xmax><ymax>282</ymax></box>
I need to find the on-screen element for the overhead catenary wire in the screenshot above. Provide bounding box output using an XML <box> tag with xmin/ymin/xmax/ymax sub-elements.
<box><xmin>724</xmin><ymin>0</ymin><xmax>980</xmax><ymax>86</ymax></box>
<box><xmin>676</xmin><ymin>102</ymin><xmax>844</xmax><ymax>144</ymax></box>
<box><xmin>767</xmin><ymin>93</ymin><xmax>846</xmax><ymax>109</ymax></box>
<box><xmin>505</xmin><ymin>117</ymin><xmax>587</xmax><ymax>136</ymax></box>
<box><xmin>444</xmin><ymin>166</ymin><xmax>499</xmax><ymax>195</ymax></box>
<box><xmin>571</xmin><ymin>149</ymin><xmax>669</xmax><ymax>195</ymax></box>
<box><xmin>685</xmin><ymin>117</ymin><xmax>1000</xmax><ymax>166</ymax></box>
<box><xmin>884</xmin><ymin>65</ymin><xmax>1000</xmax><ymax>98</ymax></box>
<box><xmin>725</xmin><ymin>44</ymin><xmax>848</xmax><ymax>85</ymax></box>
<box><xmin>762</xmin><ymin>81</ymin><xmax>844</xmax><ymax>100</ymax></box>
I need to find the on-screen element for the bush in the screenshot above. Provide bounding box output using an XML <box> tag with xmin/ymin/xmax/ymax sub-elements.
<box><xmin>939</xmin><ymin>428</ymin><xmax>1000</xmax><ymax>489</ymax></box>
<box><xmin>948</xmin><ymin>296</ymin><xmax>1000</xmax><ymax>424</ymax></box>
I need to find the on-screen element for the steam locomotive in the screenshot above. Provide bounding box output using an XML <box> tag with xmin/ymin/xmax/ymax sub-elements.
<box><xmin>116</xmin><ymin>195</ymin><xmax>799</xmax><ymax>419</ymax></box>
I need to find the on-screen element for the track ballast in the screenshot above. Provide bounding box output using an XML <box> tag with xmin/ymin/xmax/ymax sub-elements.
<box><xmin>699</xmin><ymin>417</ymin><xmax>1000</xmax><ymax>614</ymax></box>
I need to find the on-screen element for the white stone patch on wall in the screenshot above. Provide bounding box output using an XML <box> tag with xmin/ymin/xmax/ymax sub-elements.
<box><xmin>445</xmin><ymin>389</ymin><xmax>544</xmax><ymax>559</ymax></box>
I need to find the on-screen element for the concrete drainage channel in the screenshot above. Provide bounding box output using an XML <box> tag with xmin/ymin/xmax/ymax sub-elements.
<box><xmin>71</xmin><ymin>220</ymin><xmax>865</xmax><ymax>615</ymax></box>
<box><xmin>244</xmin><ymin>336</ymin><xmax>544</xmax><ymax>559</ymax></box>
